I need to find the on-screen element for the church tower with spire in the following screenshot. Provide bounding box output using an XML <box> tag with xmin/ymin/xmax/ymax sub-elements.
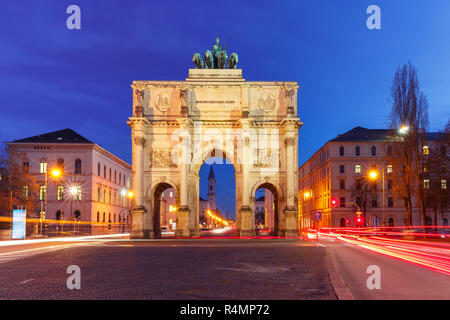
<box><xmin>207</xmin><ymin>166</ymin><xmax>216</xmax><ymax>210</ymax></box>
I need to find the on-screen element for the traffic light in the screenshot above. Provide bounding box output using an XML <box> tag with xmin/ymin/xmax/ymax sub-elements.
<box><xmin>355</xmin><ymin>212</ymin><xmax>363</xmax><ymax>227</ymax></box>
<box><xmin>345</xmin><ymin>218</ymin><xmax>350</xmax><ymax>225</ymax></box>
<box><xmin>331</xmin><ymin>199</ymin><xmax>338</xmax><ymax>208</ymax></box>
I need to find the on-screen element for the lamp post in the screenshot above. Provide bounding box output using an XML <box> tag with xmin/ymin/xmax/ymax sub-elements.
<box><xmin>69</xmin><ymin>186</ymin><xmax>78</xmax><ymax>233</ymax></box>
<box><xmin>368</xmin><ymin>170</ymin><xmax>386</xmax><ymax>227</ymax></box>
<box><xmin>40</xmin><ymin>166</ymin><xmax>61</xmax><ymax>235</ymax></box>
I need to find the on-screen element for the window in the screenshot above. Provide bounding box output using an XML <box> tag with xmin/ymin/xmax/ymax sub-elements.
<box><xmin>119</xmin><ymin>173</ymin><xmax>122</xmax><ymax>184</ymax></box>
<box><xmin>104</xmin><ymin>166</ymin><xmax>106</xmax><ymax>178</ymax></box>
<box><xmin>340</xmin><ymin>179</ymin><xmax>345</xmax><ymax>190</ymax></box>
<box><xmin>74</xmin><ymin>159</ymin><xmax>81</xmax><ymax>174</ymax></box>
<box><xmin>440</xmin><ymin>146</ymin><xmax>446</xmax><ymax>156</ymax></box>
<box><xmin>423</xmin><ymin>165</ymin><xmax>428</xmax><ymax>173</ymax></box>
<box><xmin>40</xmin><ymin>161</ymin><xmax>47</xmax><ymax>174</ymax></box>
<box><xmin>371</xmin><ymin>181</ymin><xmax>377</xmax><ymax>191</ymax></box>
<box><xmin>387</xmin><ymin>145</ymin><xmax>393</xmax><ymax>156</ymax></box>
<box><xmin>339</xmin><ymin>165</ymin><xmax>345</xmax><ymax>173</ymax></box>
<box><xmin>339</xmin><ymin>146</ymin><xmax>344</xmax><ymax>156</ymax></box>
<box><xmin>76</xmin><ymin>186</ymin><xmax>82</xmax><ymax>200</ymax></box>
<box><xmin>424</xmin><ymin>179</ymin><xmax>430</xmax><ymax>189</ymax></box>
<box><xmin>103</xmin><ymin>189</ymin><xmax>106</xmax><ymax>203</ymax></box>
<box><xmin>371</xmin><ymin>146</ymin><xmax>376</xmax><ymax>156</ymax></box>
<box><xmin>422</xmin><ymin>145</ymin><xmax>429</xmax><ymax>155</ymax></box>
<box><xmin>340</xmin><ymin>218</ymin><xmax>346</xmax><ymax>227</ymax></box>
<box><xmin>57</xmin><ymin>159</ymin><xmax>64</xmax><ymax>172</ymax></box>
<box><xmin>356</xmin><ymin>197</ymin><xmax>361</xmax><ymax>208</ymax></box>
<box><xmin>98</xmin><ymin>163</ymin><xmax>101</xmax><ymax>176</ymax></box>
<box><xmin>23</xmin><ymin>186</ymin><xmax>29</xmax><ymax>199</ymax></box>
<box><xmin>355</xmin><ymin>146</ymin><xmax>360</xmax><ymax>156</ymax></box>
<box><xmin>441</xmin><ymin>180</ymin><xmax>447</xmax><ymax>190</ymax></box>
<box><xmin>57</xmin><ymin>185</ymin><xmax>64</xmax><ymax>200</ymax></box>
<box><xmin>388</xmin><ymin>218</ymin><xmax>394</xmax><ymax>227</ymax></box>
<box><xmin>388</xmin><ymin>197</ymin><xmax>393</xmax><ymax>208</ymax></box>
<box><xmin>388</xmin><ymin>179</ymin><xmax>393</xmax><ymax>190</ymax></box>
<box><xmin>114</xmin><ymin>170</ymin><xmax>117</xmax><ymax>183</ymax></box>
<box><xmin>339</xmin><ymin>197</ymin><xmax>345</xmax><ymax>207</ymax></box>
<box><xmin>355</xmin><ymin>165</ymin><xmax>361</xmax><ymax>173</ymax></box>
<box><xmin>109</xmin><ymin>168</ymin><xmax>112</xmax><ymax>180</ymax></box>
<box><xmin>355</xmin><ymin>179</ymin><xmax>362</xmax><ymax>190</ymax></box>
<box><xmin>371</xmin><ymin>196</ymin><xmax>377</xmax><ymax>208</ymax></box>
<box><xmin>170</xmin><ymin>191</ymin><xmax>173</xmax><ymax>198</ymax></box>
<box><xmin>97</xmin><ymin>187</ymin><xmax>101</xmax><ymax>202</ymax></box>
<box><xmin>108</xmin><ymin>190</ymin><xmax>111</xmax><ymax>204</ymax></box>
<box><xmin>56</xmin><ymin>210</ymin><xmax>63</xmax><ymax>220</ymax></box>
<box><xmin>39</xmin><ymin>185</ymin><xmax>46</xmax><ymax>201</ymax></box>
<box><xmin>387</xmin><ymin>164</ymin><xmax>392</xmax><ymax>173</ymax></box>
<box><xmin>97</xmin><ymin>212</ymin><xmax>100</xmax><ymax>222</ymax></box>
<box><xmin>103</xmin><ymin>212</ymin><xmax>106</xmax><ymax>222</ymax></box>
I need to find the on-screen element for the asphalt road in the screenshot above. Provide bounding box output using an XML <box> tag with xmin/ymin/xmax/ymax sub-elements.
<box><xmin>0</xmin><ymin>236</ymin><xmax>448</xmax><ymax>300</ymax></box>
<box><xmin>322</xmin><ymin>236</ymin><xmax>450</xmax><ymax>299</ymax></box>
<box><xmin>0</xmin><ymin>238</ymin><xmax>336</xmax><ymax>300</ymax></box>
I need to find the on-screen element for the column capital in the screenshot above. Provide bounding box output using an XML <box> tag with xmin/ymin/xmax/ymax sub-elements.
<box><xmin>133</xmin><ymin>136</ymin><xmax>146</xmax><ymax>147</ymax></box>
<box><xmin>284</xmin><ymin>137</ymin><xmax>296</xmax><ymax>146</ymax></box>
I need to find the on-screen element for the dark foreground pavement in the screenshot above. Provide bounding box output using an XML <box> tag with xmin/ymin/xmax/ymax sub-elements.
<box><xmin>0</xmin><ymin>239</ymin><xmax>337</xmax><ymax>300</ymax></box>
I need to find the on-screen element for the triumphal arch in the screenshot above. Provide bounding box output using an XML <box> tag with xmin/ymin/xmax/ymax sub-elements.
<box><xmin>128</xmin><ymin>39</ymin><xmax>301</xmax><ymax>238</ymax></box>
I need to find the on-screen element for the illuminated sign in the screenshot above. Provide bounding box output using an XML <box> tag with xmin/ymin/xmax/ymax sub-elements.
<box><xmin>12</xmin><ymin>209</ymin><xmax>27</xmax><ymax>239</ymax></box>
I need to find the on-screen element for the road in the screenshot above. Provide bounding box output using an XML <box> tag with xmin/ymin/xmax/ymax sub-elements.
<box><xmin>0</xmin><ymin>234</ymin><xmax>448</xmax><ymax>300</ymax></box>
<box><xmin>0</xmin><ymin>237</ymin><xmax>335</xmax><ymax>300</ymax></box>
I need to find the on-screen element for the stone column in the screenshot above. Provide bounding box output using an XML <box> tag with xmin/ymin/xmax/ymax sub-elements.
<box><xmin>131</xmin><ymin>135</ymin><xmax>147</xmax><ymax>238</ymax></box>
<box><xmin>239</xmin><ymin>119</ymin><xmax>255</xmax><ymax>237</ymax></box>
<box><xmin>176</xmin><ymin>119</ymin><xmax>191</xmax><ymax>237</ymax></box>
<box><xmin>283</xmin><ymin>134</ymin><xmax>298</xmax><ymax>237</ymax></box>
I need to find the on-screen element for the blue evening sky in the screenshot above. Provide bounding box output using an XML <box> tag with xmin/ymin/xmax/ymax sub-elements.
<box><xmin>1</xmin><ymin>1</ymin><xmax>449</xmax><ymax>217</ymax></box>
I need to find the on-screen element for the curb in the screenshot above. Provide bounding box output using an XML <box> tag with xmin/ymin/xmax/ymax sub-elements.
<box><xmin>326</xmin><ymin>246</ymin><xmax>354</xmax><ymax>300</ymax></box>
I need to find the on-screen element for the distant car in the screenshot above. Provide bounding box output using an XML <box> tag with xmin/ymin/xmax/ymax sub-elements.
<box><xmin>161</xmin><ymin>226</ymin><xmax>168</xmax><ymax>232</ymax></box>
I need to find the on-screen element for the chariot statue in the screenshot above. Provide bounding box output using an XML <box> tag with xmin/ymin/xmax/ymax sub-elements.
<box><xmin>192</xmin><ymin>38</ymin><xmax>238</xmax><ymax>69</ymax></box>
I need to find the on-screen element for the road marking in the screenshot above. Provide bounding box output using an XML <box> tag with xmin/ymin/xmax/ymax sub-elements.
<box><xmin>19</xmin><ymin>279</ymin><xmax>34</xmax><ymax>284</ymax></box>
<box><xmin>315</xmin><ymin>243</ymin><xmax>327</xmax><ymax>247</ymax></box>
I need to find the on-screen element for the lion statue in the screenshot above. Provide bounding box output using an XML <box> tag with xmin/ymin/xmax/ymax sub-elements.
<box><xmin>217</xmin><ymin>50</ymin><xmax>228</xmax><ymax>69</ymax></box>
<box><xmin>204</xmin><ymin>50</ymin><xmax>214</xmax><ymax>69</ymax></box>
<box><xmin>228</xmin><ymin>52</ymin><xmax>238</xmax><ymax>69</ymax></box>
<box><xmin>192</xmin><ymin>53</ymin><xmax>204</xmax><ymax>69</ymax></box>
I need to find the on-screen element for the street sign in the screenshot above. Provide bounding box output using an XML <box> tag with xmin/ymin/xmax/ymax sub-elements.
<box><xmin>313</xmin><ymin>211</ymin><xmax>322</xmax><ymax>221</ymax></box>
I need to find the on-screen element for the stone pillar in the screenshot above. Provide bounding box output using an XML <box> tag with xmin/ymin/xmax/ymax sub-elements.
<box><xmin>239</xmin><ymin>120</ymin><xmax>255</xmax><ymax>237</ymax></box>
<box><xmin>176</xmin><ymin>119</ymin><xmax>191</xmax><ymax>237</ymax></box>
<box><xmin>131</xmin><ymin>135</ymin><xmax>147</xmax><ymax>239</ymax></box>
<box><xmin>283</xmin><ymin>135</ymin><xmax>298</xmax><ymax>237</ymax></box>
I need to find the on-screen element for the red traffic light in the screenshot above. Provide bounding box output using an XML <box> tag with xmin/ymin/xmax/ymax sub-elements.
<box><xmin>345</xmin><ymin>218</ymin><xmax>350</xmax><ymax>224</ymax></box>
<box><xmin>331</xmin><ymin>199</ymin><xmax>337</xmax><ymax>208</ymax></box>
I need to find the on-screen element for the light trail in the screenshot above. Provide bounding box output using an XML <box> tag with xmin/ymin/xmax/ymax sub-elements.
<box><xmin>0</xmin><ymin>233</ymin><xmax>130</xmax><ymax>247</ymax></box>
<box><xmin>318</xmin><ymin>229</ymin><xmax>450</xmax><ymax>276</ymax></box>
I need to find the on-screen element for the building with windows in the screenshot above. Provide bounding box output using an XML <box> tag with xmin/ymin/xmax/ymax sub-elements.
<box><xmin>6</xmin><ymin>129</ymin><xmax>132</xmax><ymax>234</ymax></box>
<box><xmin>298</xmin><ymin>126</ymin><xmax>448</xmax><ymax>230</ymax></box>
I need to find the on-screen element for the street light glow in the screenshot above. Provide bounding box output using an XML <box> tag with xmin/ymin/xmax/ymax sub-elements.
<box><xmin>398</xmin><ymin>125</ymin><xmax>409</xmax><ymax>135</ymax></box>
<box><xmin>51</xmin><ymin>168</ymin><xmax>61</xmax><ymax>177</ymax></box>
<box><xmin>120</xmin><ymin>189</ymin><xmax>127</xmax><ymax>196</ymax></box>
<box><xmin>69</xmin><ymin>186</ymin><xmax>78</xmax><ymax>195</ymax></box>
<box><xmin>369</xmin><ymin>171</ymin><xmax>378</xmax><ymax>180</ymax></box>
<box><xmin>304</xmin><ymin>191</ymin><xmax>310</xmax><ymax>199</ymax></box>
<box><xmin>127</xmin><ymin>191</ymin><xmax>134</xmax><ymax>198</ymax></box>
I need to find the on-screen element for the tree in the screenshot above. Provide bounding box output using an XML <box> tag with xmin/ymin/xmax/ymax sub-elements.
<box><xmin>351</xmin><ymin>177</ymin><xmax>376</xmax><ymax>227</ymax></box>
<box><xmin>0</xmin><ymin>146</ymin><xmax>39</xmax><ymax>222</ymax></box>
<box><xmin>389</xmin><ymin>62</ymin><xmax>429</xmax><ymax>226</ymax></box>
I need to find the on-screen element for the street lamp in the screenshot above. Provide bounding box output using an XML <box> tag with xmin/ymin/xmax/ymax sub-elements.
<box><xmin>368</xmin><ymin>170</ymin><xmax>386</xmax><ymax>227</ymax></box>
<box><xmin>69</xmin><ymin>186</ymin><xmax>79</xmax><ymax>233</ymax></box>
<box><xmin>398</xmin><ymin>125</ymin><xmax>409</xmax><ymax>135</ymax></box>
<box><xmin>40</xmin><ymin>166</ymin><xmax>62</xmax><ymax>235</ymax></box>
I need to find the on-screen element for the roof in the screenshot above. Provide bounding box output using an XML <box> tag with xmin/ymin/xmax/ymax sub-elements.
<box><xmin>330</xmin><ymin>126</ymin><xmax>442</xmax><ymax>142</ymax></box>
<box><xmin>208</xmin><ymin>166</ymin><xmax>215</xmax><ymax>179</ymax></box>
<box><xmin>199</xmin><ymin>196</ymin><xmax>206</xmax><ymax>201</ymax></box>
<box><xmin>330</xmin><ymin>127</ymin><xmax>397</xmax><ymax>142</ymax></box>
<box><xmin>256</xmin><ymin>196</ymin><xmax>265</xmax><ymax>202</ymax></box>
<box><xmin>11</xmin><ymin>129</ymin><xmax>93</xmax><ymax>144</ymax></box>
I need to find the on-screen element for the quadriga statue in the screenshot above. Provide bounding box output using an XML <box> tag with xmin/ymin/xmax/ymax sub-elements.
<box><xmin>192</xmin><ymin>53</ymin><xmax>204</xmax><ymax>69</ymax></box>
<box><xmin>228</xmin><ymin>53</ymin><xmax>238</xmax><ymax>69</ymax></box>
<box><xmin>204</xmin><ymin>50</ymin><xmax>214</xmax><ymax>69</ymax></box>
<box><xmin>217</xmin><ymin>50</ymin><xmax>228</xmax><ymax>69</ymax></box>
